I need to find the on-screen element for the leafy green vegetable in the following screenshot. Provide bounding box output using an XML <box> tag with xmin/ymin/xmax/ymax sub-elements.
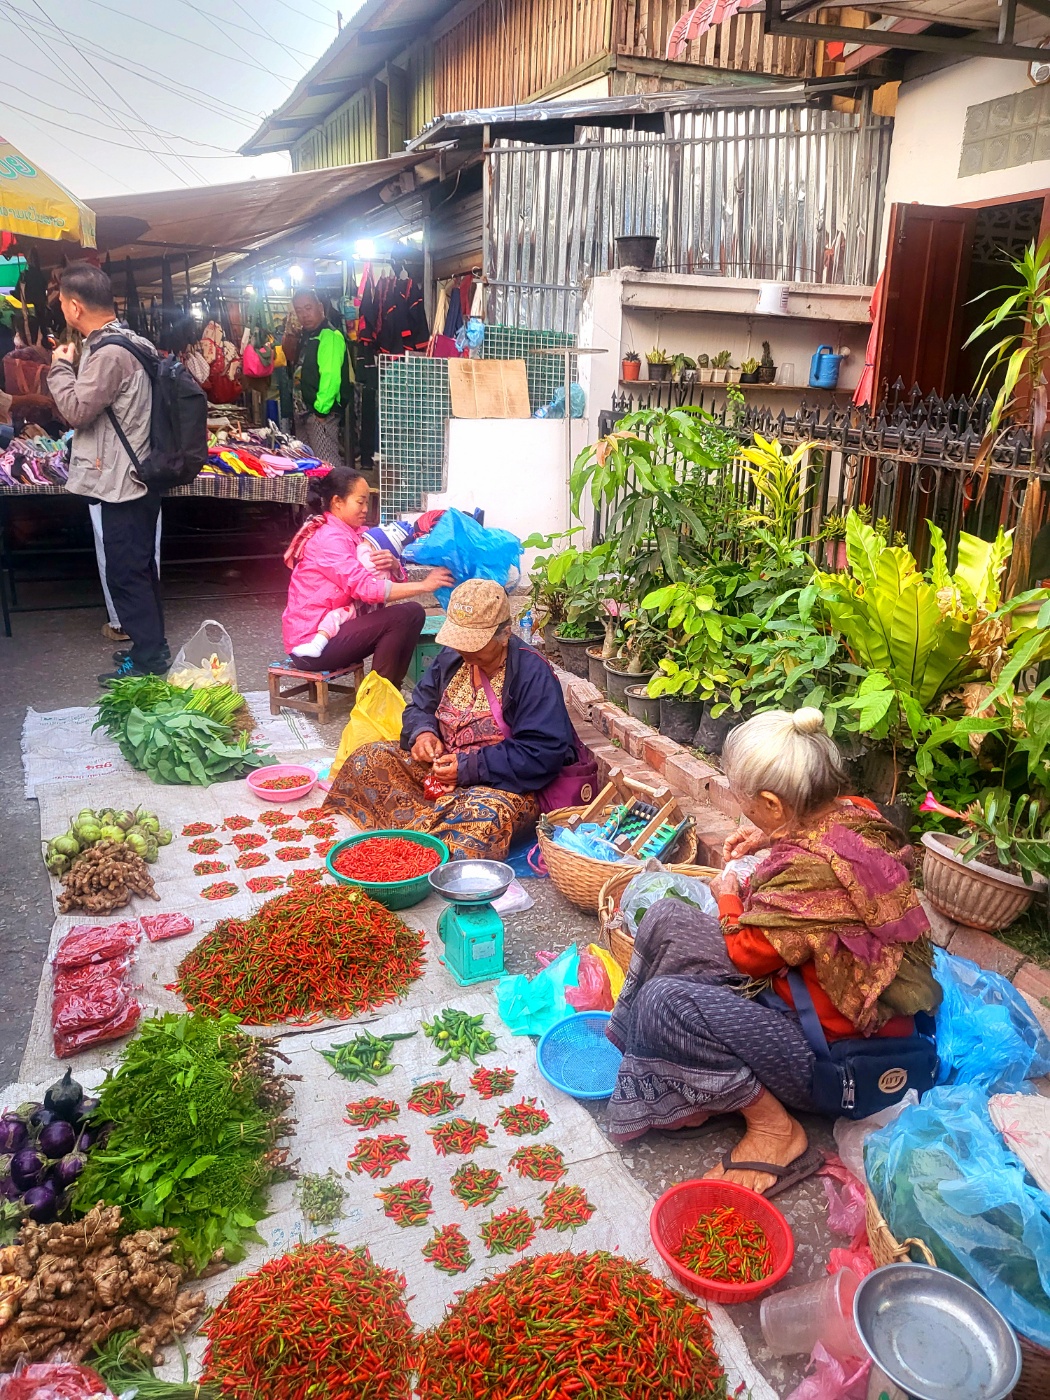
<box><xmin>72</xmin><ymin>1013</ymin><xmax>295</xmax><ymax>1271</ymax></box>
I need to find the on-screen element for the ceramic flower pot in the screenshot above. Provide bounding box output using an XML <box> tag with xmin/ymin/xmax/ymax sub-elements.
<box><xmin>622</xmin><ymin>360</ymin><xmax>641</xmax><ymax>381</ymax></box>
<box><xmin>647</xmin><ymin>362</ymin><xmax>672</xmax><ymax>382</ymax></box>
<box><xmin>920</xmin><ymin>831</ymin><xmax>1046</xmax><ymax>932</ymax></box>
<box><xmin>555</xmin><ymin>633</ymin><xmax>600</xmax><ymax>678</ymax></box>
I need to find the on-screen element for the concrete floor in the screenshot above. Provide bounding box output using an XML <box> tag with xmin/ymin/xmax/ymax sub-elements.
<box><xmin>0</xmin><ymin>518</ymin><xmax>837</xmax><ymax>1397</ymax></box>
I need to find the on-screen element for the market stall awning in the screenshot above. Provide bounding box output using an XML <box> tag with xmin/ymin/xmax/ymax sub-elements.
<box><xmin>0</xmin><ymin>137</ymin><xmax>95</xmax><ymax>246</ymax></box>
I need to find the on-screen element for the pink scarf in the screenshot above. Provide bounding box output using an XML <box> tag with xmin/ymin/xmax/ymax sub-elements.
<box><xmin>283</xmin><ymin>514</ymin><xmax>325</xmax><ymax>569</ymax></box>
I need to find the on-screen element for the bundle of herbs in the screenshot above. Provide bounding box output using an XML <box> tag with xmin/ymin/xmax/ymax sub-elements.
<box><xmin>71</xmin><ymin>1014</ymin><xmax>295</xmax><ymax>1272</ymax></box>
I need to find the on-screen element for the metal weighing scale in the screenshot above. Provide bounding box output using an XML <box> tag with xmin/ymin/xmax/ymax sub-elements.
<box><xmin>428</xmin><ymin>859</ymin><xmax>513</xmax><ymax>986</ymax></box>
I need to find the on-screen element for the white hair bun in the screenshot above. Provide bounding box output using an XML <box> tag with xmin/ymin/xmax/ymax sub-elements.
<box><xmin>791</xmin><ymin>707</ymin><xmax>826</xmax><ymax>735</ymax></box>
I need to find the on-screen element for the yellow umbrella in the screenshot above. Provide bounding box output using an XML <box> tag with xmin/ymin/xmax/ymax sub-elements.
<box><xmin>0</xmin><ymin>137</ymin><xmax>95</xmax><ymax>245</ymax></box>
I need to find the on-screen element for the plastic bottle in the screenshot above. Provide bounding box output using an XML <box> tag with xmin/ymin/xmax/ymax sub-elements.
<box><xmin>518</xmin><ymin>609</ymin><xmax>534</xmax><ymax>645</ymax></box>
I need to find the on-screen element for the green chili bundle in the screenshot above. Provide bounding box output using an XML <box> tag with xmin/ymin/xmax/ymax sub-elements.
<box><xmin>176</xmin><ymin>887</ymin><xmax>424</xmax><ymax>1024</ymax></box>
<box><xmin>422</xmin><ymin>1008</ymin><xmax>497</xmax><ymax>1064</ymax></box>
<box><xmin>201</xmin><ymin>1240</ymin><xmax>415</xmax><ymax>1400</ymax></box>
<box><xmin>415</xmin><ymin>1251</ymin><xmax>726</xmax><ymax>1400</ymax></box>
<box><xmin>322</xmin><ymin>1030</ymin><xmax>417</xmax><ymax>1084</ymax></box>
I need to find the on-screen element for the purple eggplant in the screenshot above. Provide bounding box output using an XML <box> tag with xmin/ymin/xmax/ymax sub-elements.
<box><xmin>76</xmin><ymin>1127</ymin><xmax>96</xmax><ymax>1152</ymax></box>
<box><xmin>38</xmin><ymin>1120</ymin><xmax>76</xmax><ymax>1160</ymax></box>
<box><xmin>43</xmin><ymin>1068</ymin><xmax>84</xmax><ymax>1124</ymax></box>
<box><xmin>11</xmin><ymin>1149</ymin><xmax>44</xmax><ymax>1190</ymax></box>
<box><xmin>29</xmin><ymin>1106</ymin><xmax>56</xmax><ymax>1131</ymax></box>
<box><xmin>0</xmin><ymin>1118</ymin><xmax>26</xmax><ymax>1154</ymax></box>
<box><xmin>0</xmin><ymin>1175</ymin><xmax>20</xmax><ymax>1202</ymax></box>
<box><xmin>22</xmin><ymin>1183</ymin><xmax>58</xmax><ymax>1222</ymax></box>
<box><xmin>51</xmin><ymin>1148</ymin><xmax>87</xmax><ymax>1190</ymax></box>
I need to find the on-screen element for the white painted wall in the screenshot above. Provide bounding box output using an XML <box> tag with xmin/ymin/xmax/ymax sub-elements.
<box><xmin>883</xmin><ymin>58</ymin><xmax>1050</xmax><ymax>236</ymax></box>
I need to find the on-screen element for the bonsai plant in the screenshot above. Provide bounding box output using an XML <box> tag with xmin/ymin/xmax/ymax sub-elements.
<box><xmin>622</xmin><ymin>349</ymin><xmax>641</xmax><ymax>382</ymax></box>
<box><xmin>646</xmin><ymin>347</ymin><xmax>671</xmax><ymax>382</ymax></box>
<box><xmin>739</xmin><ymin>357</ymin><xmax>760</xmax><ymax>384</ymax></box>
<box><xmin>758</xmin><ymin>340</ymin><xmax>776</xmax><ymax>384</ymax></box>
<box><xmin>711</xmin><ymin>350</ymin><xmax>733</xmax><ymax>383</ymax></box>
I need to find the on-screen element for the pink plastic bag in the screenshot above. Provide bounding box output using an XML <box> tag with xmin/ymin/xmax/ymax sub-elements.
<box><xmin>564</xmin><ymin>951</ymin><xmax>614</xmax><ymax>1012</ymax></box>
<box><xmin>783</xmin><ymin>1343</ymin><xmax>871</xmax><ymax>1400</ymax></box>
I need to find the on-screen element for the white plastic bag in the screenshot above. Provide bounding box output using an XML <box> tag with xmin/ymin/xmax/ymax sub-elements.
<box><xmin>167</xmin><ymin>619</ymin><xmax>237</xmax><ymax>689</ymax></box>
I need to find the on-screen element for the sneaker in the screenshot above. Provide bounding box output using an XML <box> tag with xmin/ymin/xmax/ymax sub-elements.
<box><xmin>97</xmin><ymin>655</ymin><xmax>166</xmax><ymax>685</ymax></box>
<box><xmin>101</xmin><ymin>622</ymin><xmax>130</xmax><ymax>643</ymax></box>
<box><xmin>112</xmin><ymin>647</ymin><xmax>171</xmax><ymax>667</ymax></box>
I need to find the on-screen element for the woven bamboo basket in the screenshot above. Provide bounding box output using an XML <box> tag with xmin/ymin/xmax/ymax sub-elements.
<box><xmin>535</xmin><ymin>809</ymin><xmax>699</xmax><ymax>915</ymax></box>
<box><xmin>598</xmin><ymin>863</ymin><xmax>718</xmax><ymax>971</ymax></box>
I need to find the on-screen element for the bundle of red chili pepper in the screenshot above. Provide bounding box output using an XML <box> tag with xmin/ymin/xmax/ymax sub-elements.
<box><xmin>496</xmin><ymin>1098</ymin><xmax>550</xmax><ymax>1137</ymax></box>
<box><xmin>408</xmin><ymin>1079</ymin><xmax>464</xmax><ymax>1117</ymax></box>
<box><xmin>223</xmin><ymin>814</ymin><xmax>254</xmax><ymax>831</ymax></box>
<box><xmin>193</xmin><ymin>860</ymin><xmax>228</xmax><ymax>877</ymax></box>
<box><xmin>376</xmin><ymin>1178</ymin><xmax>433</xmax><ymax>1227</ymax></box>
<box><xmin>415</xmin><ymin>1251</ymin><xmax>725</xmax><ymax>1400</ymax></box>
<box><xmin>235</xmin><ymin>851</ymin><xmax>269</xmax><ymax>869</ymax></box>
<box><xmin>422</xmin><ymin>1223</ymin><xmax>473</xmax><ymax>1276</ymax></box>
<box><xmin>345</xmin><ymin>1096</ymin><xmax>400</xmax><ymax>1130</ymax></box>
<box><xmin>449</xmin><ymin>1163</ymin><xmax>504</xmax><ymax>1208</ymax></box>
<box><xmin>275</xmin><ymin>845</ymin><xmax>311</xmax><ymax>862</ymax></box>
<box><xmin>539</xmin><ymin>1184</ymin><xmax>596</xmax><ymax>1234</ymax></box>
<box><xmin>346</xmin><ymin>1133</ymin><xmax>411</xmax><ymax>1179</ymax></box>
<box><xmin>231</xmin><ymin>832</ymin><xmax>266</xmax><ymax>852</ymax></box>
<box><xmin>256</xmin><ymin>773</ymin><xmax>311</xmax><ymax>791</ymax></box>
<box><xmin>426</xmin><ymin>1117</ymin><xmax>490</xmax><ymax>1157</ymax></box>
<box><xmin>176</xmin><ymin>885</ymin><xmax>425</xmax><ymax>1023</ymax></box>
<box><xmin>306</xmin><ymin>820</ymin><xmax>337</xmax><ymax>840</ymax></box>
<box><xmin>287</xmin><ymin>868</ymin><xmax>324</xmax><ymax>890</ymax></box>
<box><xmin>201</xmin><ymin>881</ymin><xmax>238</xmax><ymax>901</ymax></box>
<box><xmin>188</xmin><ymin>837</ymin><xmax>221</xmax><ymax>855</ymax></box>
<box><xmin>334</xmin><ymin>836</ymin><xmax>441</xmax><ymax>883</ymax></box>
<box><xmin>271</xmin><ymin>826</ymin><xmax>304</xmax><ymax>842</ymax></box>
<box><xmin>297</xmin><ymin>807</ymin><xmax>327</xmax><ymax>822</ymax></box>
<box><xmin>509</xmin><ymin>1144</ymin><xmax>566</xmax><ymax>1182</ymax></box>
<box><xmin>479</xmin><ymin>1206</ymin><xmax>535</xmax><ymax>1257</ymax></box>
<box><xmin>246</xmin><ymin>875</ymin><xmax>284</xmax><ymax>895</ymax></box>
<box><xmin>674</xmin><ymin>1204</ymin><xmax>774</xmax><ymax>1284</ymax></box>
<box><xmin>182</xmin><ymin>821</ymin><xmax>216</xmax><ymax>836</ymax></box>
<box><xmin>469</xmin><ymin>1066</ymin><xmax>517</xmax><ymax>1100</ymax></box>
<box><xmin>258</xmin><ymin>809</ymin><xmax>292</xmax><ymax>827</ymax></box>
<box><xmin>201</xmin><ymin>1239</ymin><xmax>416</xmax><ymax>1400</ymax></box>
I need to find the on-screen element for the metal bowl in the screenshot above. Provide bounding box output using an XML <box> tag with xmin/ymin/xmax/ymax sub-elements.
<box><xmin>853</xmin><ymin>1264</ymin><xmax>1022</xmax><ymax>1400</ymax></box>
<box><xmin>428</xmin><ymin>859</ymin><xmax>514</xmax><ymax>906</ymax></box>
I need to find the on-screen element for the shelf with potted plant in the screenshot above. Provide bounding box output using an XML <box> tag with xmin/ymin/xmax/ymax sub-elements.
<box><xmin>645</xmin><ymin>347</ymin><xmax>671</xmax><ymax>381</ymax></box>
<box><xmin>622</xmin><ymin>349</ymin><xmax>641</xmax><ymax>382</ymax></box>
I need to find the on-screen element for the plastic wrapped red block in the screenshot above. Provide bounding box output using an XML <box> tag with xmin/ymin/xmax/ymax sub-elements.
<box><xmin>52</xmin><ymin>921</ymin><xmax>140</xmax><ymax>970</ymax></box>
<box><xmin>140</xmin><ymin>912</ymin><xmax>194</xmax><ymax>942</ymax></box>
<box><xmin>53</xmin><ymin>997</ymin><xmax>141</xmax><ymax>1059</ymax></box>
<box><xmin>52</xmin><ymin>956</ymin><xmax>130</xmax><ymax>998</ymax></box>
<box><xmin>0</xmin><ymin>1360</ymin><xmax>115</xmax><ymax>1400</ymax></box>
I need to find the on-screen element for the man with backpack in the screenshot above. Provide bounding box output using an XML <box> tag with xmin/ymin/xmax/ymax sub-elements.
<box><xmin>48</xmin><ymin>261</ymin><xmax>205</xmax><ymax>684</ymax></box>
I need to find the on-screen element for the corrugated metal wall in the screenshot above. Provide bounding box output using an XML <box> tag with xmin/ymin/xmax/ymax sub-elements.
<box><xmin>487</xmin><ymin>104</ymin><xmax>893</xmax><ymax>331</ymax></box>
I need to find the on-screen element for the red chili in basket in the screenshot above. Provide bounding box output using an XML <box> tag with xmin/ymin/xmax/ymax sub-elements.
<box><xmin>408</xmin><ymin>1080</ymin><xmax>464</xmax><ymax>1117</ymax></box>
<box><xmin>674</xmin><ymin>1204</ymin><xmax>774</xmax><ymax>1284</ymax></box>
<box><xmin>376</xmin><ymin>1177</ymin><xmax>433</xmax><ymax>1227</ymax></box>
<box><xmin>201</xmin><ymin>881</ymin><xmax>239</xmax><ymax>901</ymax></box>
<box><xmin>256</xmin><ymin>774</ymin><xmax>311</xmax><ymax>790</ymax></box>
<box><xmin>346</xmin><ymin>1133</ymin><xmax>411</xmax><ymax>1179</ymax></box>
<box><xmin>334</xmin><ymin>836</ymin><xmax>441</xmax><ymax>883</ymax></box>
<box><xmin>509</xmin><ymin>1144</ymin><xmax>567</xmax><ymax>1183</ymax></box>
<box><xmin>426</xmin><ymin>1117</ymin><xmax>490</xmax><ymax>1157</ymax></box>
<box><xmin>470</xmin><ymin>1066</ymin><xmax>517</xmax><ymax>1100</ymax></box>
<box><xmin>422</xmin><ymin>1222</ymin><xmax>473</xmax><ymax>1276</ymax></box>
<box><xmin>497</xmin><ymin>1098</ymin><xmax>551</xmax><ymax>1137</ymax></box>
<box><xmin>480</xmin><ymin>1206</ymin><xmax>535</xmax><ymax>1256</ymax></box>
<box><xmin>231</xmin><ymin>832</ymin><xmax>267</xmax><ymax>852</ymax></box>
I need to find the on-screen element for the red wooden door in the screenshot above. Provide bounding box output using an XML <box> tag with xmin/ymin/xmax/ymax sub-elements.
<box><xmin>873</xmin><ymin>202</ymin><xmax>977</xmax><ymax>400</ymax></box>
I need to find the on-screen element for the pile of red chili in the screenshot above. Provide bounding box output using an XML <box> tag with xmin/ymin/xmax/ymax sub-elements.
<box><xmin>479</xmin><ymin>1206</ymin><xmax>535</xmax><ymax>1256</ymax></box>
<box><xmin>449</xmin><ymin>1163</ymin><xmax>504</xmax><ymax>1208</ymax></box>
<box><xmin>509</xmin><ymin>1144</ymin><xmax>566</xmax><ymax>1182</ymax></box>
<box><xmin>346</xmin><ymin>1134</ymin><xmax>411</xmax><ymax>1179</ymax></box>
<box><xmin>334</xmin><ymin>836</ymin><xmax>442</xmax><ymax>883</ymax></box>
<box><xmin>674</xmin><ymin>1203</ymin><xmax>774</xmax><ymax>1284</ymax></box>
<box><xmin>422</xmin><ymin>1223</ymin><xmax>473</xmax><ymax>1276</ymax></box>
<box><xmin>426</xmin><ymin>1117</ymin><xmax>490</xmax><ymax>1157</ymax></box>
<box><xmin>377</xmin><ymin>1178</ymin><xmax>433</xmax><ymax>1227</ymax></box>
<box><xmin>539</xmin><ymin>1184</ymin><xmax>596</xmax><ymax>1234</ymax></box>
<box><xmin>256</xmin><ymin>773</ymin><xmax>312</xmax><ymax>791</ymax></box>
<box><xmin>345</xmin><ymin>1096</ymin><xmax>400</xmax><ymax>1130</ymax></box>
<box><xmin>175</xmin><ymin>885</ymin><xmax>425</xmax><ymax>1023</ymax></box>
<box><xmin>469</xmin><ymin>1066</ymin><xmax>517</xmax><ymax>1100</ymax></box>
<box><xmin>408</xmin><ymin>1080</ymin><xmax>464</xmax><ymax>1116</ymax></box>
<box><xmin>201</xmin><ymin>1239</ymin><xmax>415</xmax><ymax>1400</ymax></box>
<box><xmin>415</xmin><ymin>1251</ymin><xmax>725</xmax><ymax>1400</ymax></box>
<box><xmin>496</xmin><ymin>1098</ymin><xmax>550</xmax><ymax>1137</ymax></box>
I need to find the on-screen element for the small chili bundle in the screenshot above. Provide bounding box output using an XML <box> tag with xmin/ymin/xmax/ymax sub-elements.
<box><xmin>415</xmin><ymin>1251</ymin><xmax>726</xmax><ymax>1400</ymax></box>
<box><xmin>271</xmin><ymin>825</ymin><xmax>304</xmax><ymax>842</ymax></box>
<box><xmin>539</xmin><ymin>1184</ymin><xmax>596</xmax><ymax>1234</ymax></box>
<box><xmin>470</xmin><ymin>1065</ymin><xmax>517</xmax><ymax>1100</ymax></box>
<box><xmin>258</xmin><ymin>809</ymin><xmax>291</xmax><ymax>827</ymax></box>
<box><xmin>188</xmin><ymin>837</ymin><xmax>221</xmax><ymax>855</ymax></box>
<box><xmin>235</xmin><ymin>851</ymin><xmax>269</xmax><ymax>869</ymax></box>
<box><xmin>497</xmin><ymin>1098</ymin><xmax>550</xmax><ymax>1137</ymax></box>
<box><xmin>449</xmin><ymin>1163</ymin><xmax>504</xmax><ymax>1208</ymax></box>
<box><xmin>509</xmin><ymin>1144</ymin><xmax>566</xmax><ymax>1183</ymax></box>
<box><xmin>177</xmin><ymin>887</ymin><xmax>424</xmax><ymax>1024</ymax></box>
<box><xmin>307</xmin><ymin>820</ymin><xmax>337</xmax><ymax>841</ymax></box>
<box><xmin>223</xmin><ymin>814</ymin><xmax>254</xmax><ymax>831</ymax></box>
<box><xmin>246</xmin><ymin>875</ymin><xmax>284</xmax><ymax>894</ymax></box>
<box><xmin>376</xmin><ymin>1178</ymin><xmax>433</xmax><ymax>1227</ymax></box>
<box><xmin>287</xmin><ymin>868</ymin><xmax>324</xmax><ymax>890</ymax></box>
<box><xmin>322</xmin><ymin>1029</ymin><xmax>417</xmax><ymax>1084</ymax></box>
<box><xmin>674</xmin><ymin>1204</ymin><xmax>774</xmax><ymax>1284</ymax></box>
<box><xmin>334</xmin><ymin>835</ymin><xmax>441</xmax><ymax>883</ymax></box>
<box><xmin>344</xmin><ymin>1096</ymin><xmax>400</xmax><ymax>1130</ymax></box>
<box><xmin>480</xmin><ymin>1206</ymin><xmax>535</xmax><ymax>1257</ymax></box>
<box><xmin>193</xmin><ymin>860</ymin><xmax>228</xmax><ymax>877</ymax></box>
<box><xmin>256</xmin><ymin>774</ymin><xmax>310</xmax><ymax>791</ymax></box>
<box><xmin>426</xmin><ymin>1117</ymin><xmax>490</xmax><ymax>1157</ymax></box>
<box><xmin>182</xmin><ymin>821</ymin><xmax>216</xmax><ymax>836</ymax></box>
<box><xmin>201</xmin><ymin>881</ymin><xmax>238</xmax><ymax>901</ymax></box>
<box><xmin>297</xmin><ymin>807</ymin><xmax>327</xmax><ymax>822</ymax></box>
<box><xmin>201</xmin><ymin>1239</ymin><xmax>416</xmax><ymax>1400</ymax></box>
<box><xmin>422</xmin><ymin>1223</ymin><xmax>472</xmax><ymax>1276</ymax></box>
<box><xmin>346</xmin><ymin>1133</ymin><xmax>411</xmax><ymax>1179</ymax></box>
<box><xmin>275</xmin><ymin>845</ymin><xmax>311</xmax><ymax>862</ymax></box>
<box><xmin>231</xmin><ymin>832</ymin><xmax>266</xmax><ymax>852</ymax></box>
<box><xmin>422</xmin><ymin>1008</ymin><xmax>498</xmax><ymax>1065</ymax></box>
<box><xmin>408</xmin><ymin>1079</ymin><xmax>464</xmax><ymax>1117</ymax></box>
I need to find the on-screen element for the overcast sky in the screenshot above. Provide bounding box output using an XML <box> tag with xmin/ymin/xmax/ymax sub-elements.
<box><xmin>0</xmin><ymin>0</ymin><xmax>363</xmax><ymax>198</ymax></box>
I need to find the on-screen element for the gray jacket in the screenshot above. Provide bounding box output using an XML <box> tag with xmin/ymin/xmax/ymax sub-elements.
<box><xmin>48</xmin><ymin>321</ymin><xmax>157</xmax><ymax>503</ymax></box>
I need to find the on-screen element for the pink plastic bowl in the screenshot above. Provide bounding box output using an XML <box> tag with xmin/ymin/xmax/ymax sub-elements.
<box><xmin>246</xmin><ymin>764</ymin><xmax>318</xmax><ymax>803</ymax></box>
<box><xmin>650</xmin><ymin>1178</ymin><xmax>795</xmax><ymax>1304</ymax></box>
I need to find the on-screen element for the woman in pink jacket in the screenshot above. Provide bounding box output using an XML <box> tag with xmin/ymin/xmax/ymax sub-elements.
<box><xmin>282</xmin><ymin>468</ymin><xmax>453</xmax><ymax>685</ymax></box>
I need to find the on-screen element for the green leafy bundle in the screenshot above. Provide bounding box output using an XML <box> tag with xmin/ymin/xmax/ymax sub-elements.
<box><xmin>72</xmin><ymin>1013</ymin><xmax>295</xmax><ymax>1271</ymax></box>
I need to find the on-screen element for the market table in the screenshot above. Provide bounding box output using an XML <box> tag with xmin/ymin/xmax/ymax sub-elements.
<box><xmin>0</xmin><ymin>473</ymin><xmax>311</xmax><ymax>635</ymax></box>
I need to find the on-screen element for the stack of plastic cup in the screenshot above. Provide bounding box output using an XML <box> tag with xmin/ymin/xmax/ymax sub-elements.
<box><xmin>759</xmin><ymin>1267</ymin><xmax>863</xmax><ymax>1360</ymax></box>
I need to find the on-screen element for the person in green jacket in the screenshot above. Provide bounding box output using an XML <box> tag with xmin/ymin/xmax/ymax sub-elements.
<box><xmin>290</xmin><ymin>288</ymin><xmax>353</xmax><ymax>467</ymax></box>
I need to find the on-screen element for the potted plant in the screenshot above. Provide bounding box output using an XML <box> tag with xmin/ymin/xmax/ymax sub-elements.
<box><xmin>672</xmin><ymin>352</ymin><xmax>697</xmax><ymax>384</ymax></box>
<box><xmin>605</xmin><ymin>610</ymin><xmax>661</xmax><ymax>708</ymax></box>
<box><xmin>818</xmin><ymin>512</ymin><xmax>848</xmax><ymax>570</ymax></box>
<box><xmin>625</xmin><ymin>684</ymin><xmax>661</xmax><ymax>726</ymax></box>
<box><xmin>758</xmin><ymin>341</ymin><xmax>776</xmax><ymax>384</ymax></box>
<box><xmin>697</xmin><ymin>353</ymin><xmax>713</xmax><ymax>384</ymax></box>
<box><xmin>739</xmin><ymin>357</ymin><xmax>760</xmax><ymax>384</ymax></box>
<box><xmin>622</xmin><ymin>349</ymin><xmax>641</xmax><ymax>382</ymax></box>
<box><xmin>711</xmin><ymin>350</ymin><xmax>733</xmax><ymax>384</ymax></box>
<box><xmin>554</xmin><ymin>619</ymin><xmax>602</xmax><ymax>678</ymax></box>
<box><xmin>919</xmin><ymin>791</ymin><xmax>1050</xmax><ymax>932</ymax></box>
<box><xmin>646</xmin><ymin>348</ymin><xmax>671</xmax><ymax>382</ymax></box>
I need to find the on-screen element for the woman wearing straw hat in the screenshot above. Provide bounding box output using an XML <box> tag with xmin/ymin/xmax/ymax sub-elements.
<box><xmin>324</xmin><ymin>579</ymin><xmax>578</xmax><ymax>859</ymax></box>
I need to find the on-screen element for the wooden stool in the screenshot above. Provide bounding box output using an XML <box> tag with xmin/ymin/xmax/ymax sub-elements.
<box><xmin>268</xmin><ymin>660</ymin><xmax>364</xmax><ymax>724</ymax></box>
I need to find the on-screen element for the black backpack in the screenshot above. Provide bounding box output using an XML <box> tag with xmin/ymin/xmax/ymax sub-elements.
<box><xmin>95</xmin><ymin>333</ymin><xmax>209</xmax><ymax>492</ymax></box>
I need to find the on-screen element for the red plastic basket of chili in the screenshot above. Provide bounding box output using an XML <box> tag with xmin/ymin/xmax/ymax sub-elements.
<box><xmin>650</xmin><ymin>1179</ymin><xmax>794</xmax><ymax>1304</ymax></box>
<box><xmin>326</xmin><ymin>829</ymin><xmax>449</xmax><ymax>910</ymax></box>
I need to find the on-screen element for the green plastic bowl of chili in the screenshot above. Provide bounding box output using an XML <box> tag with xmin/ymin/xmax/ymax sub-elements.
<box><xmin>326</xmin><ymin>829</ymin><xmax>450</xmax><ymax>910</ymax></box>
<box><xmin>650</xmin><ymin>1178</ymin><xmax>794</xmax><ymax>1305</ymax></box>
<box><xmin>247</xmin><ymin>763</ymin><xmax>317</xmax><ymax>803</ymax></box>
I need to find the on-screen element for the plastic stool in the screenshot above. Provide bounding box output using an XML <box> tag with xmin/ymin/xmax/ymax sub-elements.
<box><xmin>267</xmin><ymin>659</ymin><xmax>364</xmax><ymax>724</ymax></box>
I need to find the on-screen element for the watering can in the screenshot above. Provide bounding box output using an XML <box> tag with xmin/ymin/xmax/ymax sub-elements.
<box><xmin>809</xmin><ymin>344</ymin><xmax>842</xmax><ymax>389</ymax></box>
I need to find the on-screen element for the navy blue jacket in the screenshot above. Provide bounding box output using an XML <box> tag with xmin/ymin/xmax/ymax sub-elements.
<box><xmin>400</xmin><ymin>637</ymin><xmax>577</xmax><ymax>794</ymax></box>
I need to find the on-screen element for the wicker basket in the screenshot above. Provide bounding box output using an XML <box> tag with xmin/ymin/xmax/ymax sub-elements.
<box><xmin>1015</xmin><ymin>1334</ymin><xmax>1050</xmax><ymax>1400</ymax></box>
<box><xmin>598</xmin><ymin>863</ymin><xmax>718</xmax><ymax>971</ymax></box>
<box><xmin>536</xmin><ymin>810</ymin><xmax>699</xmax><ymax>915</ymax></box>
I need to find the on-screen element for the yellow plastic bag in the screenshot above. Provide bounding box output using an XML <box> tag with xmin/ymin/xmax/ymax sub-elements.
<box><xmin>588</xmin><ymin>943</ymin><xmax>625</xmax><ymax>1002</ymax></box>
<box><xmin>330</xmin><ymin>672</ymin><xmax>405</xmax><ymax>778</ymax></box>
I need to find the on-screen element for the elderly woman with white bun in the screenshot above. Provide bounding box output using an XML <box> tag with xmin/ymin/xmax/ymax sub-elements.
<box><xmin>606</xmin><ymin>707</ymin><xmax>940</xmax><ymax>1196</ymax></box>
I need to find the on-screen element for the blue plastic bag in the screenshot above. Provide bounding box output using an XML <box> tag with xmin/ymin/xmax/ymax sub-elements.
<box><xmin>933</xmin><ymin>948</ymin><xmax>1050</xmax><ymax>1093</ymax></box>
<box><xmin>534</xmin><ymin>384</ymin><xmax>586</xmax><ymax>419</ymax></box>
<box><xmin>403</xmin><ymin>508</ymin><xmax>521</xmax><ymax>610</ymax></box>
<box><xmin>496</xmin><ymin>944</ymin><xmax>580</xmax><ymax>1037</ymax></box>
<box><xmin>865</xmin><ymin>1082</ymin><xmax>1050</xmax><ymax>1347</ymax></box>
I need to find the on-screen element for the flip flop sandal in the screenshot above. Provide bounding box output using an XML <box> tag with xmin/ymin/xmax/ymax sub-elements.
<box><xmin>718</xmin><ymin>1144</ymin><xmax>825</xmax><ymax>1199</ymax></box>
